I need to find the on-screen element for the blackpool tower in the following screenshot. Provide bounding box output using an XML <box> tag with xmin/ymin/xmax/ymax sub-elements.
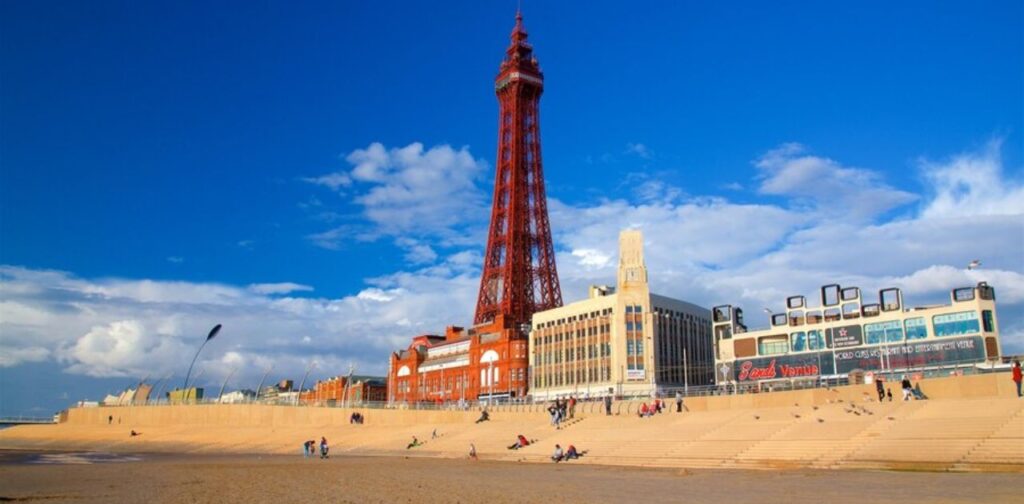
<box><xmin>474</xmin><ymin>12</ymin><xmax>563</xmax><ymax>329</ymax></box>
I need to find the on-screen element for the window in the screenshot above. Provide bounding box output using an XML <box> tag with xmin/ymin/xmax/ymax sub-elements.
<box><xmin>807</xmin><ymin>329</ymin><xmax>826</xmax><ymax>350</ymax></box>
<box><xmin>791</xmin><ymin>331</ymin><xmax>807</xmax><ymax>352</ymax></box>
<box><xmin>933</xmin><ymin>311</ymin><xmax>980</xmax><ymax>337</ymax></box>
<box><xmin>905</xmin><ymin>317</ymin><xmax>928</xmax><ymax>340</ymax></box>
<box><xmin>635</xmin><ymin>322</ymin><xmax>643</xmax><ymax>331</ymax></box>
<box><xmin>758</xmin><ymin>335</ymin><xmax>789</xmax><ymax>356</ymax></box>
<box><xmin>865</xmin><ymin>320</ymin><xmax>903</xmax><ymax>344</ymax></box>
<box><xmin>626</xmin><ymin>305</ymin><xmax>634</xmax><ymax>313</ymax></box>
<box><xmin>626</xmin><ymin>322</ymin><xmax>635</xmax><ymax>332</ymax></box>
<box><xmin>982</xmin><ymin>310</ymin><xmax>995</xmax><ymax>332</ymax></box>
<box><xmin>627</xmin><ymin>340</ymin><xmax>634</xmax><ymax>355</ymax></box>
<box><xmin>634</xmin><ymin>305</ymin><xmax>643</xmax><ymax>313</ymax></box>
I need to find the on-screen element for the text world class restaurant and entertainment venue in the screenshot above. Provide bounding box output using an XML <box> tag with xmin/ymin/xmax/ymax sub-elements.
<box><xmin>712</xmin><ymin>282</ymin><xmax>1003</xmax><ymax>391</ymax></box>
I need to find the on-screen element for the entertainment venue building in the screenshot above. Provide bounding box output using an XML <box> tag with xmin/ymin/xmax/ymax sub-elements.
<box><xmin>712</xmin><ymin>282</ymin><xmax>1003</xmax><ymax>392</ymax></box>
<box><xmin>387</xmin><ymin>13</ymin><xmax>562</xmax><ymax>404</ymax></box>
<box><xmin>529</xmin><ymin>230</ymin><xmax>715</xmax><ymax>400</ymax></box>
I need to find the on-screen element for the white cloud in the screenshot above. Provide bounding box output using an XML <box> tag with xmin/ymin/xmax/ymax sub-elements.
<box><xmin>571</xmin><ymin>248</ymin><xmax>612</xmax><ymax>269</ymax></box>
<box><xmin>756</xmin><ymin>143</ymin><xmax>917</xmax><ymax>220</ymax></box>
<box><xmin>166</xmin><ymin>256</ymin><xmax>184</xmax><ymax>264</ymax></box>
<box><xmin>0</xmin><ymin>261</ymin><xmax>479</xmax><ymax>381</ymax></box>
<box><xmin>0</xmin><ymin>345</ymin><xmax>50</xmax><ymax>367</ymax></box>
<box><xmin>306</xmin><ymin>142</ymin><xmax>489</xmax><ymax>252</ymax></box>
<box><xmin>919</xmin><ymin>138</ymin><xmax>1024</xmax><ymax>219</ymax></box>
<box><xmin>247</xmin><ymin>283</ymin><xmax>314</xmax><ymax>295</ymax></box>
<box><xmin>303</xmin><ymin>172</ymin><xmax>352</xmax><ymax>191</ymax></box>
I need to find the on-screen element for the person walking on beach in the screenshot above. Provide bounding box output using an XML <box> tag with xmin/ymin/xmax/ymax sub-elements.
<box><xmin>1013</xmin><ymin>360</ymin><xmax>1022</xmax><ymax>398</ymax></box>
<box><xmin>875</xmin><ymin>376</ymin><xmax>885</xmax><ymax>402</ymax></box>
<box><xmin>675</xmin><ymin>391</ymin><xmax>683</xmax><ymax>413</ymax></box>
<box><xmin>469</xmin><ymin>443</ymin><xmax>478</xmax><ymax>460</ymax></box>
<box><xmin>901</xmin><ymin>375</ymin><xmax>913</xmax><ymax>401</ymax></box>
<box><xmin>108</xmin><ymin>415</ymin><xmax>113</xmax><ymax>425</ymax></box>
<box><xmin>604</xmin><ymin>395</ymin><xmax>612</xmax><ymax>416</ymax></box>
<box><xmin>319</xmin><ymin>437</ymin><xmax>329</xmax><ymax>459</ymax></box>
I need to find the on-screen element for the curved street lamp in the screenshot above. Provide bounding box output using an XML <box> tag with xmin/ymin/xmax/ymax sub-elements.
<box><xmin>183</xmin><ymin>324</ymin><xmax>222</xmax><ymax>401</ymax></box>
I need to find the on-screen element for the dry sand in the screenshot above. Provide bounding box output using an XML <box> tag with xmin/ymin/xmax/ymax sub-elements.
<box><xmin>0</xmin><ymin>451</ymin><xmax>1021</xmax><ymax>503</ymax></box>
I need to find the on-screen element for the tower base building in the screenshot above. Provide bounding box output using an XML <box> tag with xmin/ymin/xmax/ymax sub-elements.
<box><xmin>528</xmin><ymin>230</ymin><xmax>715</xmax><ymax>400</ymax></box>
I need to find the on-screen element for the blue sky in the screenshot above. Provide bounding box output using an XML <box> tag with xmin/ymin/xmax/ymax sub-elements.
<box><xmin>1</xmin><ymin>1</ymin><xmax>1022</xmax><ymax>416</ymax></box>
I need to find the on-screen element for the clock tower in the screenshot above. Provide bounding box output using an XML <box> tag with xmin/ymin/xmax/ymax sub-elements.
<box><xmin>617</xmin><ymin>229</ymin><xmax>649</xmax><ymax>293</ymax></box>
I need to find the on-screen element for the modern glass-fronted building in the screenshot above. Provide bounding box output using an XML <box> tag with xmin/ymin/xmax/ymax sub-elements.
<box><xmin>712</xmin><ymin>282</ymin><xmax>1002</xmax><ymax>391</ymax></box>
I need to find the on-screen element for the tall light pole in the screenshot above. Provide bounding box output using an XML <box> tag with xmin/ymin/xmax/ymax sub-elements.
<box><xmin>488</xmin><ymin>360</ymin><xmax>494</xmax><ymax>405</ymax></box>
<box><xmin>183</xmin><ymin>324</ymin><xmax>223</xmax><ymax>401</ymax></box>
<box><xmin>217</xmin><ymin>367</ymin><xmax>238</xmax><ymax>403</ymax></box>
<box><xmin>254</xmin><ymin>365</ymin><xmax>274</xmax><ymax>403</ymax></box>
<box><xmin>296</xmin><ymin>361</ymin><xmax>317</xmax><ymax>406</ymax></box>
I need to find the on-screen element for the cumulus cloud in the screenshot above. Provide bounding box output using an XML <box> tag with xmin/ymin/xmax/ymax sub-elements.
<box><xmin>919</xmin><ymin>138</ymin><xmax>1024</xmax><ymax>219</ymax></box>
<box><xmin>756</xmin><ymin>143</ymin><xmax>917</xmax><ymax>220</ymax></box>
<box><xmin>305</xmin><ymin>142</ymin><xmax>489</xmax><ymax>252</ymax></box>
<box><xmin>0</xmin><ymin>263</ymin><xmax>478</xmax><ymax>382</ymax></box>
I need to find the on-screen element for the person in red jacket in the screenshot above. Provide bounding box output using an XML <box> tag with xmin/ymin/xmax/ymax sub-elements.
<box><xmin>1012</xmin><ymin>360</ymin><xmax>1022</xmax><ymax>398</ymax></box>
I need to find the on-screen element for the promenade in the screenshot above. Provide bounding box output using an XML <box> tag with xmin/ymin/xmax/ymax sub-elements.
<box><xmin>1</xmin><ymin>373</ymin><xmax>1021</xmax><ymax>473</ymax></box>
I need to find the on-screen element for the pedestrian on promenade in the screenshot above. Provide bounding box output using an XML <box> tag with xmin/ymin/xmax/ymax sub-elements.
<box><xmin>604</xmin><ymin>395</ymin><xmax>612</xmax><ymax>416</ymax></box>
<box><xmin>875</xmin><ymin>376</ymin><xmax>885</xmax><ymax>402</ymax></box>
<box><xmin>638</xmin><ymin>402</ymin><xmax>649</xmax><ymax>418</ymax></box>
<box><xmin>319</xmin><ymin>437</ymin><xmax>329</xmax><ymax>459</ymax></box>
<box><xmin>675</xmin><ymin>391</ymin><xmax>683</xmax><ymax>413</ymax></box>
<box><xmin>302</xmin><ymin>440</ymin><xmax>312</xmax><ymax>458</ymax></box>
<box><xmin>568</xmin><ymin>396</ymin><xmax>577</xmax><ymax>419</ymax></box>
<box><xmin>108</xmin><ymin>415</ymin><xmax>113</xmax><ymax>425</ymax></box>
<box><xmin>469</xmin><ymin>443</ymin><xmax>478</xmax><ymax>460</ymax></box>
<box><xmin>1013</xmin><ymin>360</ymin><xmax>1022</xmax><ymax>398</ymax></box>
<box><xmin>886</xmin><ymin>389</ymin><xmax>893</xmax><ymax>402</ymax></box>
<box><xmin>901</xmin><ymin>375</ymin><xmax>913</xmax><ymax>401</ymax></box>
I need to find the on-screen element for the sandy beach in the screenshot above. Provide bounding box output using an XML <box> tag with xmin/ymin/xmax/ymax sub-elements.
<box><xmin>0</xmin><ymin>451</ymin><xmax>1021</xmax><ymax>504</ymax></box>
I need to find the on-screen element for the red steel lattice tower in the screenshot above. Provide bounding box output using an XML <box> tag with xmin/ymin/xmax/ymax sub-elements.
<box><xmin>474</xmin><ymin>13</ymin><xmax>563</xmax><ymax>328</ymax></box>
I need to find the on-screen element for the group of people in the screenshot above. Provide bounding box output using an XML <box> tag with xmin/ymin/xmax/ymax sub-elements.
<box><xmin>550</xmin><ymin>443</ymin><xmax>583</xmax><ymax>463</ymax></box>
<box><xmin>547</xmin><ymin>397</ymin><xmax>577</xmax><ymax>429</ymax></box>
<box><xmin>637</xmin><ymin>399</ymin><xmax>664</xmax><ymax>418</ymax></box>
<box><xmin>302</xmin><ymin>437</ymin><xmax>329</xmax><ymax>459</ymax></box>
<box><xmin>349</xmin><ymin>412</ymin><xmax>364</xmax><ymax>424</ymax></box>
<box><xmin>875</xmin><ymin>375</ymin><xmax>926</xmax><ymax>402</ymax></box>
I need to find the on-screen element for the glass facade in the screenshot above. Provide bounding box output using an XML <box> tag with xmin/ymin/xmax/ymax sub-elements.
<box><xmin>905</xmin><ymin>317</ymin><xmax>928</xmax><ymax>340</ymax></box>
<box><xmin>865</xmin><ymin>320</ymin><xmax>903</xmax><ymax>344</ymax></box>
<box><xmin>933</xmin><ymin>311</ymin><xmax>980</xmax><ymax>337</ymax></box>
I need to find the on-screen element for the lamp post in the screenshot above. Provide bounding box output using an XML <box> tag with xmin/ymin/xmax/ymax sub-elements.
<box><xmin>296</xmin><ymin>361</ymin><xmax>317</xmax><ymax>406</ymax></box>
<box><xmin>488</xmin><ymin>360</ymin><xmax>494</xmax><ymax>405</ymax></box>
<box><xmin>183</xmin><ymin>324</ymin><xmax>222</xmax><ymax>402</ymax></box>
<box><xmin>217</xmin><ymin>367</ymin><xmax>238</xmax><ymax>403</ymax></box>
<box><xmin>254</xmin><ymin>365</ymin><xmax>273</xmax><ymax>404</ymax></box>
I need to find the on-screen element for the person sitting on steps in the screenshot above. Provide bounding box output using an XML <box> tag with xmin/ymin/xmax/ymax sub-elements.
<box><xmin>507</xmin><ymin>434</ymin><xmax>529</xmax><ymax>450</ymax></box>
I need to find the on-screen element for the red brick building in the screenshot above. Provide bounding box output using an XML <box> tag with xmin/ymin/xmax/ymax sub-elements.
<box><xmin>388</xmin><ymin>321</ymin><xmax>529</xmax><ymax>404</ymax></box>
<box><xmin>299</xmin><ymin>375</ymin><xmax>387</xmax><ymax>405</ymax></box>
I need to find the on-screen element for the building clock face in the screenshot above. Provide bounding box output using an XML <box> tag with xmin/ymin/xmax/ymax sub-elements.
<box><xmin>626</xmin><ymin>268</ymin><xmax>640</xmax><ymax>281</ymax></box>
